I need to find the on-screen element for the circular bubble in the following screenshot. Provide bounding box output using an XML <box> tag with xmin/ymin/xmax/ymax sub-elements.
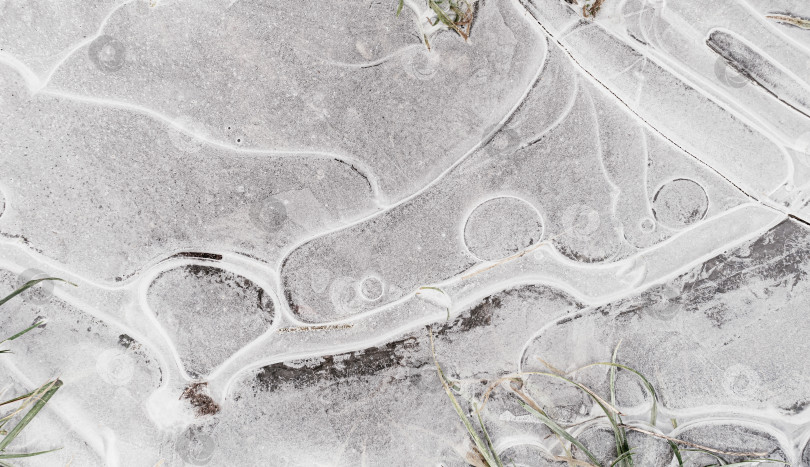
<box><xmin>249</xmin><ymin>197</ymin><xmax>287</xmax><ymax>234</ymax></box>
<box><xmin>723</xmin><ymin>364</ymin><xmax>761</xmax><ymax>400</ymax></box>
<box><xmin>649</xmin><ymin>285</ymin><xmax>682</xmax><ymax>321</ymax></box>
<box><xmin>88</xmin><ymin>35</ymin><xmax>126</xmax><ymax>72</ymax></box>
<box><xmin>16</xmin><ymin>269</ymin><xmax>56</xmax><ymax>305</ymax></box>
<box><xmin>176</xmin><ymin>428</ymin><xmax>216</xmax><ymax>465</ymax></box>
<box><xmin>404</xmin><ymin>48</ymin><xmax>439</xmax><ymax>80</ymax></box>
<box><xmin>328</xmin><ymin>276</ymin><xmax>363</xmax><ymax>315</ymax></box>
<box><xmin>359</xmin><ymin>276</ymin><xmax>384</xmax><ymax>301</ymax></box>
<box><xmin>639</xmin><ymin>217</ymin><xmax>656</xmax><ymax>233</ymax></box>
<box><xmin>464</xmin><ymin>197</ymin><xmax>544</xmax><ymax>261</ymax></box>
<box><xmin>482</xmin><ymin>122</ymin><xmax>522</xmax><ymax>157</ymax></box>
<box><xmin>652</xmin><ymin>178</ymin><xmax>709</xmax><ymax>228</ymax></box>
<box><xmin>96</xmin><ymin>349</ymin><xmax>135</xmax><ymax>386</ymax></box>
<box><xmin>561</xmin><ymin>204</ymin><xmax>601</xmax><ymax>240</ymax></box>
<box><xmin>713</xmin><ymin>57</ymin><xmax>748</xmax><ymax>89</ymax></box>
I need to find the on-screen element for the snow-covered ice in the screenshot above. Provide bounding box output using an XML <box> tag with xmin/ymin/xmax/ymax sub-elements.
<box><xmin>1</xmin><ymin>0</ymin><xmax>810</xmax><ymax>465</ymax></box>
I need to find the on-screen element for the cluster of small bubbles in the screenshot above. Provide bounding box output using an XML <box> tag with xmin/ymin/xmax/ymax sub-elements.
<box><xmin>639</xmin><ymin>217</ymin><xmax>656</xmax><ymax>233</ymax></box>
<box><xmin>95</xmin><ymin>348</ymin><xmax>135</xmax><ymax>386</ymax></box>
<box><xmin>176</xmin><ymin>427</ymin><xmax>217</xmax><ymax>465</ymax></box>
<box><xmin>713</xmin><ymin>56</ymin><xmax>749</xmax><ymax>89</ymax></box>
<box><xmin>482</xmin><ymin>121</ymin><xmax>522</xmax><ymax>158</ymax></box>
<box><xmin>722</xmin><ymin>364</ymin><xmax>761</xmax><ymax>401</ymax></box>
<box><xmin>328</xmin><ymin>276</ymin><xmax>364</xmax><ymax>315</ymax></box>
<box><xmin>403</xmin><ymin>47</ymin><xmax>439</xmax><ymax>81</ymax></box>
<box><xmin>561</xmin><ymin>204</ymin><xmax>601</xmax><ymax>240</ymax></box>
<box><xmin>649</xmin><ymin>284</ymin><xmax>682</xmax><ymax>321</ymax></box>
<box><xmin>88</xmin><ymin>35</ymin><xmax>127</xmax><ymax>72</ymax></box>
<box><xmin>249</xmin><ymin>197</ymin><xmax>288</xmax><ymax>234</ymax></box>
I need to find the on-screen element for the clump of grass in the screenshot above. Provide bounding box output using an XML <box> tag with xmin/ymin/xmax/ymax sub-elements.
<box><xmin>429</xmin><ymin>329</ymin><xmax>503</xmax><ymax>467</ymax></box>
<box><xmin>562</xmin><ymin>0</ymin><xmax>604</xmax><ymax>18</ymax></box>
<box><xmin>0</xmin><ymin>277</ymin><xmax>73</xmax><ymax>463</ymax></box>
<box><xmin>766</xmin><ymin>14</ymin><xmax>810</xmax><ymax>29</ymax></box>
<box><xmin>396</xmin><ymin>0</ymin><xmax>475</xmax><ymax>49</ymax></box>
<box><xmin>581</xmin><ymin>0</ymin><xmax>605</xmax><ymax>18</ymax></box>
<box><xmin>432</xmin><ymin>334</ymin><xmax>788</xmax><ymax>467</ymax></box>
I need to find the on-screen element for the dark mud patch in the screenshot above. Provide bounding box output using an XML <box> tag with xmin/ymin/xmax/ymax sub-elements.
<box><xmin>253</xmin><ymin>336</ymin><xmax>425</xmax><ymax>393</ymax></box>
<box><xmin>118</xmin><ymin>333</ymin><xmax>135</xmax><ymax>348</ymax></box>
<box><xmin>181</xmin><ymin>382</ymin><xmax>221</xmax><ymax>417</ymax></box>
<box><xmin>170</xmin><ymin>252</ymin><xmax>223</xmax><ymax>261</ymax></box>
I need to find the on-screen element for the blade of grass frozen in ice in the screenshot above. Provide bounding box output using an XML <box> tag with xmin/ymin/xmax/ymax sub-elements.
<box><xmin>0</xmin><ymin>448</ymin><xmax>61</xmax><ymax>459</ymax></box>
<box><xmin>429</xmin><ymin>329</ymin><xmax>502</xmax><ymax>466</ymax></box>
<box><xmin>678</xmin><ymin>447</ymin><xmax>787</xmax><ymax>466</ymax></box>
<box><xmin>706</xmin><ymin>461</ymin><xmax>788</xmax><ymax>467</ymax></box>
<box><xmin>0</xmin><ymin>390</ymin><xmax>38</xmax><ymax>408</ymax></box>
<box><xmin>0</xmin><ymin>381</ymin><xmax>56</xmax><ymax>429</ymax></box>
<box><xmin>668</xmin><ymin>440</ymin><xmax>684</xmax><ymax>467</ymax></box>
<box><xmin>0</xmin><ymin>379</ymin><xmax>62</xmax><ymax>452</ymax></box>
<box><xmin>515</xmin><ymin>398</ymin><xmax>600</xmax><ymax>467</ymax></box>
<box><xmin>0</xmin><ymin>278</ymin><xmax>76</xmax><ymax>307</ymax></box>
<box><xmin>608</xmin><ymin>341</ymin><xmax>631</xmax><ymax>467</ymax></box>
<box><xmin>569</xmin><ymin>360</ymin><xmax>658</xmax><ymax>426</ymax></box>
<box><xmin>1</xmin><ymin>320</ymin><xmax>46</xmax><ymax>345</ymax></box>
<box><xmin>609</xmin><ymin>449</ymin><xmax>635</xmax><ymax>467</ymax></box>
<box><xmin>475</xmin><ymin>407</ymin><xmax>503</xmax><ymax>467</ymax></box>
<box><xmin>766</xmin><ymin>14</ymin><xmax>810</xmax><ymax>29</ymax></box>
<box><xmin>428</xmin><ymin>0</ymin><xmax>465</xmax><ymax>37</ymax></box>
<box><xmin>708</xmin><ymin>459</ymin><xmax>790</xmax><ymax>467</ymax></box>
<box><xmin>627</xmin><ymin>432</ymin><xmax>768</xmax><ymax>457</ymax></box>
<box><xmin>484</xmin><ymin>369</ymin><xmax>626</xmax><ymax>466</ymax></box>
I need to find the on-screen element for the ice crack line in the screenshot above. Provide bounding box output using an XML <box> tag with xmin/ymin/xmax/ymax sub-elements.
<box><xmin>518</xmin><ymin>1</ymin><xmax>807</xmax><ymax>228</ymax></box>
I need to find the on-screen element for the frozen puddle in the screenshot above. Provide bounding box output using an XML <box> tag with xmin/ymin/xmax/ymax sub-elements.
<box><xmin>1</xmin><ymin>0</ymin><xmax>810</xmax><ymax>465</ymax></box>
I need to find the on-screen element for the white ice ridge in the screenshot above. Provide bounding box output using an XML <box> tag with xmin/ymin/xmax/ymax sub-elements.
<box><xmin>1</xmin><ymin>0</ymin><xmax>810</xmax><ymax>465</ymax></box>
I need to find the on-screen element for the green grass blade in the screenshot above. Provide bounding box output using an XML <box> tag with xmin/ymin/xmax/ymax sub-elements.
<box><xmin>429</xmin><ymin>330</ymin><xmax>498</xmax><ymax>466</ymax></box>
<box><xmin>1</xmin><ymin>320</ymin><xmax>46</xmax><ymax>345</ymax></box>
<box><xmin>428</xmin><ymin>0</ymin><xmax>460</xmax><ymax>31</ymax></box>
<box><xmin>576</xmin><ymin>362</ymin><xmax>658</xmax><ymax>426</ymax></box>
<box><xmin>516</xmin><ymin>399</ymin><xmax>602</xmax><ymax>467</ymax></box>
<box><xmin>707</xmin><ymin>462</ymin><xmax>788</xmax><ymax>467</ymax></box>
<box><xmin>0</xmin><ymin>278</ymin><xmax>75</xmax><ymax>307</ymax></box>
<box><xmin>0</xmin><ymin>390</ymin><xmax>37</xmax><ymax>408</ymax></box>
<box><xmin>0</xmin><ymin>379</ymin><xmax>62</xmax><ymax>452</ymax></box>
<box><xmin>608</xmin><ymin>341</ymin><xmax>631</xmax><ymax>467</ymax></box>
<box><xmin>396</xmin><ymin>0</ymin><xmax>404</xmax><ymax>16</ymax></box>
<box><xmin>609</xmin><ymin>449</ymin><xmax>635</xmax><ymax>467</ymax></box>
<box><xmin>668</xmin><ymin>441</ymin><xmax>684</xmax><ymax>467</ymax></box>
<box><xmin>0</xmin><ymin>448</ymin><xmax>61</xmax><ymax>459</ymax></box>
<box><xmin>476</xmin><ymin>406</ymin><xmax>504</xmax><ymax>467</ymax></box>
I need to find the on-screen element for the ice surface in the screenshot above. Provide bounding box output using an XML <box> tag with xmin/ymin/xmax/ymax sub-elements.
<box><xmin>1</xmin><ymin>0</ymin><xmax>810</xmax><ymax>465</ymax></box>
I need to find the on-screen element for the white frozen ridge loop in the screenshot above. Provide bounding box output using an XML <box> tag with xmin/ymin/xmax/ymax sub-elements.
<box><xmin>1</xmin><ymin>0</ymin><xmax>810</xmax><ymax>465</ymax></box>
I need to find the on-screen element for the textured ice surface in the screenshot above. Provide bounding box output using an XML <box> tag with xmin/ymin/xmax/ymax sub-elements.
<box><xmin>1</xmin><ymin>0</ymin><xmax>810</xmax><ymax>465</ymax></box>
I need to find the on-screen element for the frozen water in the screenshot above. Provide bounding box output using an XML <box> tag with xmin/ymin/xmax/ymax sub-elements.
<box><xmin>1</xmin><ymin>0</ymin><xmax>809</xmax><ymax>465</ymax></box>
